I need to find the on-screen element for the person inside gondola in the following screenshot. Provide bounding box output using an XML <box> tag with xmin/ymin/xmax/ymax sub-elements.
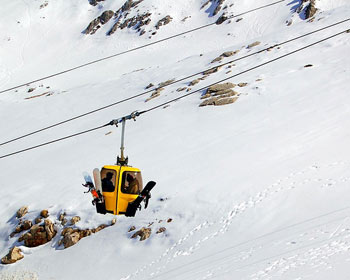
<box><xmin>102</xmin><ymin>172</ymin><xmax>115</xmax><ymax>192</ymax></box>
<box><xmin>124</xmin><ymin>173</ymin><xmax>140</xmax><ymax>194</ymax></box>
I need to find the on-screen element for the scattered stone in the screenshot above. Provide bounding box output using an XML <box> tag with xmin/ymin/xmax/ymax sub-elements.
<box><xmin>236</xmin><ymin>18</ymin><xmax>243</xmax><ymax>22</ymax></box>
<box><xmin>176</xmin><ymin>87</ymin><xmax>187</xmax><ymax>92</ymax></box>
<box><xmin>35</xmin><ymin>217</ymin><xmax>42</xmax><ymax>224</ymax></box>
<box><xmin>71</xmin><ymin>216</ymin><xmax>81</xmax><ymax>225</ymax></box>
<box><xmin>155</xmin><ymin>15</ymin><xmax>173</xmax><ymax>30</ymax></box>
<box><xmin>189</xmin><ymin>79</ymin><xmax>200</xmax><ymax>86</ymax></box>
<box><xmin>222</xmin><ymin>50</ymin><xmax>238</xmax><ymax>57</ymax></box>
<box><xmin>1</xmin><ymin>247</ymin><xmax>24</xmax><ymax>264</ymax></box>
<box><xmin>167</xmin><ymin>218</ymin><xmax>173</xmax><ymax>223</ymax></box>
<box><xmin>156</xmin><ymin>227</ymin><xmax>166</xmax><ymax>234</ymax></box>
<box><xmin>61</xmin><ymin>218</ymin><xmax>68</xmax><ymax>226</ymax></box>
<box><xmin>203</xmin><ymin>66</ymin><xmax>221</xmax><ymax>75</ymax></box>
<box><xmin>186</xmin><ymin>88</ymin><xmax>192</xmax><ymax>92</ymax></box>
<box><xmin>131</xmin><ymin>227</ymin><xmax>152</xmax><ymax>241</ymax></box>
<box><xmin>304</xmin><ymin>64</ymin><xmax>313</xmax><ymax>68</ymax></box>
<box><xmin>215</xmin><ymin>97</ymin><xmax>238</xmax><ymax>106</ymax></box>
<box><xmin>145</xmin><ymin>83</ymin><xmax>154</xmax><ymax>89</ymax></box>
<box><xmin>159</xmin><ymin>79</ymin><xmax>175</xmax><ymax>87</ymax></box>
<box><xmin>94</xmin><ymin>224</ymin><xmax>107</xmax><ymax>233</ymax></box>
<box><xmin>211</xmin><ymin>57</ymin><xmax>222</xmax><ymax>63</ymax></box>
<box><xmin>111</xmin><ymin>218</ymin><xmax>117</xmax><ymax>226</ymax></box>
<box><xmin>44</xmin><ymin>219</ymin><xmax>56</xmax><ymax>241</ymax></box>
<box><xmin>146</xmin><ymin>88</ymin><xmax>164</xmax><ymax>102</ymax></box>
<box><xmin>128</xmin><ymin>226</ymin><xmax>136</xmax><ymax>232</ymax></box>
<box><xmin>40</xmin><ymin>210</ymin><xmax>49</xmax><ymax>218</ymax></box>
<box><xmin>17</xmin><ymin>206</ymin><xmax>29</xmax><ymax>218</ymax></box>
<box><xmin>247</xmin><ymin>41</ymin><xmax>261</xmax><ymax>49</ymax></box>
<box><xmin>59</xmin><ymin>212</ymin><xmax>66</xmax><ymax>221</ymax></box>
<box><xmin>40</xmin><ymin>2</ymin><xmax>48</xmax><ymax>9</ymax></box>
<box><xmin>238</xmin><ymin>83</ymin><xmax>248</xmax><ymax>87</ymax></box>
<box><xmin>216</xmin><ymin>14</ymin><xmax>228</xmax><ymax>25</ymax></box>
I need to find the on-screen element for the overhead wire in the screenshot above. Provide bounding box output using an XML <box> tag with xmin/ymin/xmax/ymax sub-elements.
<box><xmin>0</xmin><ymin>28</ymin><xmax>348</xmax><ymax>160</ymax></box>
<box><xmin>0</xmin><ymin>18</ymin><xmax>349</xmax><ymax>147</ymax></box>
<box><xmin>0</xmin><ymin>0</ymin><xmax>286</xmax><ymax>95</ymax></box>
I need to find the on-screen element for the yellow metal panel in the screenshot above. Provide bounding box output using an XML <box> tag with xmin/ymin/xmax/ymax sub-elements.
<box><xmin>101</xmin><ymin>165</ymin><xmax>121</xmax><ymax>215</ymax></box>
<box><xmin>116</xmin><ymin>166</ymin><xmax>141</xmax><ymax>215</ymax></box>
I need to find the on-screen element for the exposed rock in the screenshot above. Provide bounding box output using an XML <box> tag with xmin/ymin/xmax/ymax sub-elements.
<box><xmin>216</xmin><ymin>14</ymin><xmax>228</xmax><ymax>25</ymax></box>
<box><xmin>167</xmin><ymin>218</ymin><xmax>173</xmax><ymax>223</ymax></box>
<box><xmin>207</xmin><ymin>83</ymin><xmax>235</xmax><ymax>93</ymax></box>
<box><xmin>17</xmin><ymin>206</ymin><xmax>28</xmax><ymax>218</ymax></box>
<box><xmin>155</xmin><ymin>15</ymin><xmax>173</xmax><ymax>30</ymax></box>
<box><xmin>203</xmin><ymin>66</ymin><xmax>221</xmax><ymax>75</ymax></box>
<box><xmin>89</xmin><ymin>0</ymin><xmax>105</xmax><ymax>6</ymax></box>
<box><xmin>128</xmin><ymin>226</ymin><xmax>136</xmax><ymax>232</ymax></box>
<box><xmin>100</xmin><ymin>10</ymin><xmax>115</xmax><ymax>24</ymax></box>
<box><xmin>84</xmin><ymin>10</ymin><xmax>115</xmax><ymax>35</ymax></box>
<box><xmin>238</xmin><ymin>82</ymin><xmax>248</xmax><ymax>87</ymax></box>
<box><xmin>145</xmin><ymin>83</ymin><xmax>154</xmax><ymax>89</ymax></box>
<box><xmin>21</xmin><ymin>220</ymin><xmax>33</xmax><ymax>231</ymax></box>
<box><xmin>44</xmin><ymin>219</ymin><xmax>56</xmax><ymax>241</ymax></box>
<box><xmin>71</xmin><ymin>216</ymin><xmax>81</xmax><ymax>225</ymax></box>
<box><xmin>222</xmin><ymin>50</ymin><xmax>239</xmax><ymax>57</ymax></box>
<box><xmin>58</xmin><ymin>212</ymin><xmax>66</xmax><ymax>222</ymax></box>
<box><xmin>215</xmin><ymin>97</ymin><xmax>238</xmax><ymax>106</ymax></box>
<box><xmin>189</xmin><ymin>79</ymin><xmax>200</xmax><ymax>86</ymax></box>
<box><xmin>40</xmin><ymin>209</ymin><xmax>49</xmax><ymax>218</ymax></box>
<box><xmin>211</xmin><ymin>89</ymin><xmax>237</xmax><ymax>97</ymax></box>
<box><xmin>159</xmin><ymin>79</ymin><xmax>175</xmax><ymax>87</ymax></box>
<box><xmin>156</xmin><ymin>227</ymin><xmax>166</xmax><ymax>234</ymax></box>
<box><xmin>146</xmin><ymin>87</ymin><xmax>165</xmax><ymax>102</ymax></box>
<box><xmin>28</xmin><ymin>88</ymin><xmax>35</xmax><ymax>93</ymax></box>
<box><xmin>211</xmin><ymin>57</ymin><xmax>223</xmax><ymax>63</ymax></box>
<box><xmin>176</xmin><ymin>87</ymin><xmax>187</xmax><ymax>92</ymax></box>
<box><xmin>247</xmin><ymin>41</ymin><xmax>261</xmax><ymax>49</ymax></box>
<box><xmin>305</xmin><ymin>0</ymin><xmax>317</xmax><ymax>19</ymax></box>
<box><xmin>40</xmin><ymin>2</ymin><xmax>48</xmax><ymax>9</ymax></box>
<box><xmin>61</xmin><ymin>218</ymin><xmax>68</xmax><ymax>226</ymax></box>
<box><xmin>63</xmin><ymin>232</ymin><xmax>80</xmax><ymax>249</ymax></box>
<box><xmin>304</xmin><ymin>64</ymin><xmax>313</xmax><ymax>68</ymax></box>
<box><xmin>1</xmin><ymin>247</ymin><xmax>24</xmax><ymax>264</ymax></box>
<box><xmin>35</xmin><ymin>217</ymin><xmax>42</xmax><ymax>224</ymax></box>
<box><xmin>111</xmin><ymin>218</ymin><xmax>117</xmax><ymax>225</ymax></box>
<box><xmin>21</xmin><ymin>220</ymin><xmax>57</xmax><ymax>247</ymax></box>
<box><xmin>131</xmin><ymin>227</ymin><xmax>151</xmax><ymax>241</ymax></box>
<box><xmin>94</xmin><ymin>224</ymin><xmax>107</xmax><ymax>233</ymax></box>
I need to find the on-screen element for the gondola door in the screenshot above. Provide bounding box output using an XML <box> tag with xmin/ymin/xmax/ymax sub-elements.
<box><xmin>101</xmin><ymin>166</ymin><xmax>120</xmax><ymax>215</ymax></box>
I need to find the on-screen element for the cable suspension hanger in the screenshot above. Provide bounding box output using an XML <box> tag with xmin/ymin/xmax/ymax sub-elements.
<box><xmin>0</xmin><ymin>18</ymin><xmax>349</xmax><ymax>147</ymax></box>
<box><xmin>0</xmin><ymin>28</ymin><xmax>348</xmax><ymax>160</ymax></box>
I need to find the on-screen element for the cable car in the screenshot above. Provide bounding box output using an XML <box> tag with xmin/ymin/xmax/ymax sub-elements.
<box><xmin>83</xmin><ymin>112</ymin><xmax>155</xmax><ymax>217</ymax></box>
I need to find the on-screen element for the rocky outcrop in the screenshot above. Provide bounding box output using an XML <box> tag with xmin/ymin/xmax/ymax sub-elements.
<box><xmin>305</xmin><ymin>0</ymin><xmax>317</xmax><ymax>19</ymax></box>
<box><xmin>156</xmin><ymin>227</ymin><xmax>166</xmax><ymax>234</ymax></box>
<box><xmin>70</xmin><ymin>216</ymin><xmax>81</xmax><ymax>225</ymax></box>
<box><xmin>1</xmin><ymin>247</ymin><xmax>24</xmax><ymax>264</ymax></box>
<box><xmin>200</xmin><ymin>83</ymin><xmax>239</xmax><ymax>107</ymax></box>
<box><xmin>20</xmin><ymin>219</ymin><xmax>57</xmax><ymax>247</ymax></box>
<box><xmin>211</xmin><ymin>50</ymin><xmax>239</xmax><ymax>63</ymax></box>
<box><xmin>247</xmin><ymin>41</ymin><xmax>261</xmax><ymax>49</ymax></box>
<box><xmin>155</xmin><ymin>16</ymin><xmax>173</xmax><ymax>30</ymax></box>
<box><xmin>84</xmin><ymin>10</ymin><xmax>115</xmax><ymax>35</ymax></box>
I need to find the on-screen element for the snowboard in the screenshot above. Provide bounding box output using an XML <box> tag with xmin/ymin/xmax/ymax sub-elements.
<box><xmin>125</xmin><ymin>181</ymin><xmax>156</xmax><ymax>217</ymax></box>
<box><xmin>93</xmin><ymin>168</ymin><xmax>102</xmax><ymax>194</ymax></box>
<box><xmin>82</xmin><ymin>171</ymin><xmax>106</xmax><ymax>214</ymax></box>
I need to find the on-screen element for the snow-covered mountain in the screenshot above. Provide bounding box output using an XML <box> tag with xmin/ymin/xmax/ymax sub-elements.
<box><xmin>1</xmin><ymin>0</ymin><xmax>350</xmax><ymax>279</ymax></box>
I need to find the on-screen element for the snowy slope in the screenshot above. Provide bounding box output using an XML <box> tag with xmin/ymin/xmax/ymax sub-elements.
<box><xmin>1</xmin><ymin>0</ymin><xmax>350</xmax><ymax>279</ymax></box>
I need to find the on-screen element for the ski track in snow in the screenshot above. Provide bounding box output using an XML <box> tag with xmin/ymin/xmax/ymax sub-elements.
<box><xmin>121</xmin><ymin>161</ymin><xmax>350</xmax><ymax>280</ymax></box>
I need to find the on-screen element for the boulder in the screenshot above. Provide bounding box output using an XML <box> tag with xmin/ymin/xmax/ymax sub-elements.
<box><xmin>207</xmin><ymin>83</ymin><xmax>235</xmax><ymax>93</ymax></box>
<box><xmin>40</xmin><ymin>210</ymin><xmax>49</xmax><ymax>218</ymax></box>
<box><xmin>189</xmin><ymin>79</ymin><xmax>200</xmax><ymax>86</ymax></box>
<box><xmin>16</xmin><ymin>206</ymin><xmax>28</xmax><ymax>218</ymax></box>
<box><xmin>44</xmin><ymin>219</ymin><xmax>56</xmax><ymax>241</ymax></box>
<box><xmin>215</xmin><ymin>97</ymin><xmax>238</xmax><ymax>106</ymax></box>
<box><xmin>131</xmin><ymin>227</ymin><xmax>151</xmax><ymax>241</ymax></box>
<box><xmin>128</xmin><ymin>226</ymin><xmax>136</xmax><ymax>232</ymax></box>
<box><xmin>21</xmin><ymin>220</ymin><xmax>56</xmax><ymax>247</ymax></box>
<box><xmin>63</xmin><ymin>232</ymin><xmax>80</xmax><ymax>249</ymax></box>
<box><xmin>1</xmin><ymin>247</ymin><xmax>24</xmax><ymax>264</ymax></box>
<box><xmin>247</xmin><ymin>41</ymin><xmax>261</xmax><ymax>49</ymax></box>
<box><xmin>156</xmin><ymin>227</ymin><xmax>166</xmax><ymax>234</ymax></box>
<box><xmin>35</xmin><ymin>217</ymin><xmax>42</xmax><ymax>224</ymax></box>
<box><xmin>71</xmin><ymin>216</ymin><xmax>81</xmax><ymax>225</ymax></box>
